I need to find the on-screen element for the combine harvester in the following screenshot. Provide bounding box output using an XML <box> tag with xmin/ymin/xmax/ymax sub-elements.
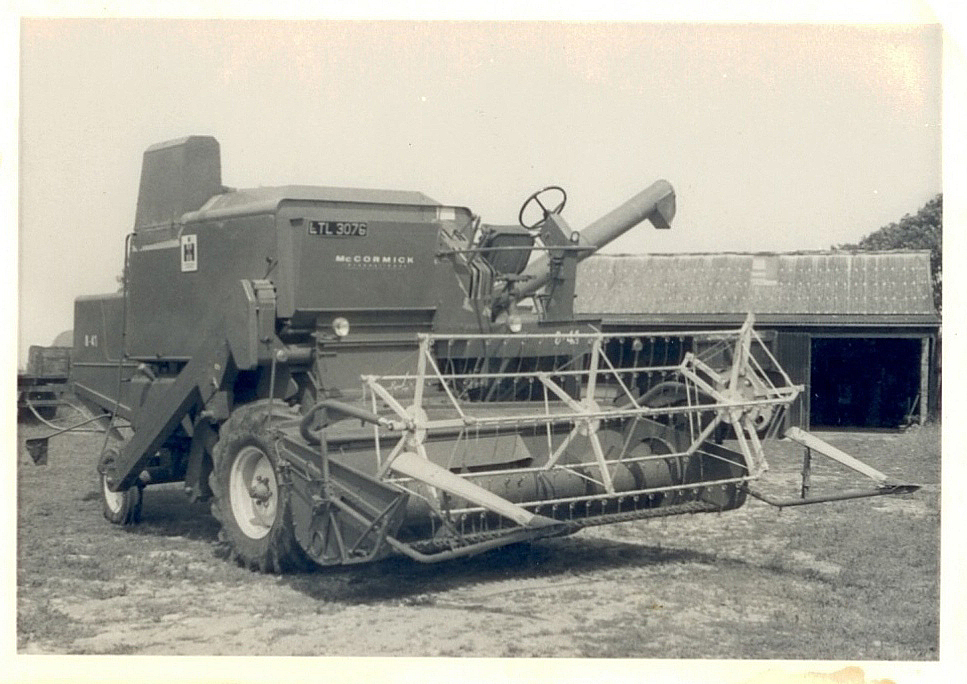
<box><xmin>30</xmin><ymin>137</ymin><xmax>918</xmax><ymax>572</ymax></box>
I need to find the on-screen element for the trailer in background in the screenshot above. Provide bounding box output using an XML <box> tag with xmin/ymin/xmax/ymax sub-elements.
<box><xmin>18</xmin><ymin>335</ymin><xmax>72</xmax><ymax>420</ymax></box>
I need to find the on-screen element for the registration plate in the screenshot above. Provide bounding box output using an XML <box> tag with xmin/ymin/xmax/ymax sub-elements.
<box><xmin>308</xmin><ymin>220</ymin><xmax>368</xmax><ymax>237</ymax></box>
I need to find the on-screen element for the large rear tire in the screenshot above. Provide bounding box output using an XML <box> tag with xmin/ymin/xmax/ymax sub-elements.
<box><xmin>209</xmin><ymin>401</ymin><xmax>311</xmax><ymax>573</ymax></box>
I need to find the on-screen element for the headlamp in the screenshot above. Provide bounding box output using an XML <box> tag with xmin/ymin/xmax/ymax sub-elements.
<box><xmin>332</xmin><ymin>317</ymin><xmax>350</xmax><ymax>337</ymax></box>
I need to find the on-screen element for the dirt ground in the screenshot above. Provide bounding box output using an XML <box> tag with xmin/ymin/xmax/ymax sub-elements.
<box><xmin>16</xmin><ymin>417</ymin><xmax>940</xmax><ymax>658</ymax></box>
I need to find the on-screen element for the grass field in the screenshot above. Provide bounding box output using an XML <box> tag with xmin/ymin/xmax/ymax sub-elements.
<box><xmin>16</xmin><ymin>417</ymin><xmax>940</xmax><ymax>657</ymax></box>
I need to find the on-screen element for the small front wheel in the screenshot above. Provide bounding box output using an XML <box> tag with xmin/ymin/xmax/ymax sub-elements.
<box><xmin>101</xmin><ymin>472</ymin><xmax>143</xmax><ymax>525</ymax></box>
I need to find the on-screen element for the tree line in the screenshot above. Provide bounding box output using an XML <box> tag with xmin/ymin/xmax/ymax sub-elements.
<box><xmin>836</xmin><ymin>194</ymin><xmax>942</xmax><ymax>314</ymax></box>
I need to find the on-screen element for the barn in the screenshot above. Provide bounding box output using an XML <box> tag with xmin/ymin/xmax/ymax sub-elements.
<box><xmin>575</xmin><ymin>250</ymin><xmax>940</xmax><ymax>430</ymax></box>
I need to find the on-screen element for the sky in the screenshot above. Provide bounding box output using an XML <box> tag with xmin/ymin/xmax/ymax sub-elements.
<box><xmin>14</xmin><ymin>18</ymin><xmax>943</xmax><ymax>363</ymax></box>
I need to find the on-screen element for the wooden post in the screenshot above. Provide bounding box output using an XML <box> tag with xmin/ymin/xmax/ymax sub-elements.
<box><xmin>920</xmin><ymin>336</ymin><xmax>930</xmax><ymax>425</ymax></box>
<box><xmin>800</xmin><ymin>447</ymin><xmax>812</xmax><ymax>499</ymax></box>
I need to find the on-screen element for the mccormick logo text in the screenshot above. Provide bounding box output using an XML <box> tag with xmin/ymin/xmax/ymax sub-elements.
<box><xmin>335</xmin><ymin>254</ymin><xmax>416</xmax><ymax>269</ymax></box>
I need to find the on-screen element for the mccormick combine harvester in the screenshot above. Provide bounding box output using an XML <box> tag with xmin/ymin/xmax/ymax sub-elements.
<box><xmin>32</xmin><ymin>136</ymin><xmax>917</xmax><ymax>572</ymax></box>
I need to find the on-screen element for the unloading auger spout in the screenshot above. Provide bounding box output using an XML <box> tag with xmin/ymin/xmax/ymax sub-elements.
<box><xmin>512</xmin><ymin>179</ymin><xmax>676</xmax><ymax>301</ymax></box>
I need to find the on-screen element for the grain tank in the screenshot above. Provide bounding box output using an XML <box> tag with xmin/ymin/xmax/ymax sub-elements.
<box><xmin>64</xmin><ymin>136</ymin><xmax>915</xmax><ymax>572</ymax></box>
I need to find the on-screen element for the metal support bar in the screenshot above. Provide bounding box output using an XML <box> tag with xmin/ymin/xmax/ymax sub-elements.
<box><xmin>729</xmin><ymin>313</ymin><xmax>755</xmax><ymax>392</ymax></box>
<box><xmin>801</xmin><ymin>447</ymin><xmax>812</xmax><ymax>499</ymax></box>
<box><xmin>535</xmin><ymin>370</ymin><xmax>614</xmax><ymax>493</ymax></box>
<box><xmin>24</xmin><ymin>413</ymin><xmax>126</xmax><ymax>466</ymax></box>
<box><xmin>325</xmin><ymin>493</ymin><xmax>407</xmax><ymax>561</ymax></box>
<box><xmin>745</xmin><ymin>484</ymin><xmax>919</xmax><ymax>509</ymax></box>
<box><xmin>385</xmin><ymin>528</ymin><xmax>546</xmax><ymax>564</ymax></box>
<box><xmin>364</xmin><ymin>377</ymin><xmax>413</xmax><ymax>427</ymax></box>
<box><xmin>784</xmin><ymin>427</ymin><xmax>893</xmax><ymax>485</ymax></box>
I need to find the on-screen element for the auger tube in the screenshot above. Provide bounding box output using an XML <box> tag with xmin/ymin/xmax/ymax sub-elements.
<box><xmin>514</xmin><ymin>179</ymin><xmax>676</xmax><ymax>299</ymax></box>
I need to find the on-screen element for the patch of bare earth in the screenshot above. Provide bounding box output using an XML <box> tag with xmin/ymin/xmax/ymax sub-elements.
<box><xmin>17</xmin><ymin>419</ymin><xmax>939</xmax><ymax>658</ymax></box>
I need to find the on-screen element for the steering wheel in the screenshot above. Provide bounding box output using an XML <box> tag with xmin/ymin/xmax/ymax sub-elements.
<box><xmin>518</xmin><ymin>186</ymin><xmax>567</xmax><ymax>230</ymax></box>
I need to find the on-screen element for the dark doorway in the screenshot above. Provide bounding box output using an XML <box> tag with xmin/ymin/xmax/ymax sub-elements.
<box><xmin>810</xmin><ymin>337</ymin><xmax>921</xmax><ymax>429</ymax></box>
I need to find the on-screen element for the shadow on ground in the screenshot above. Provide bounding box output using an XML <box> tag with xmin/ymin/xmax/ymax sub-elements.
<box><xmin>107</xmin><ymin>483</ymin><xmax>842</xmax><ymax>605</ymax></box>
<box><xmin>123</xmin><ymin>484</ymin><xmax>221</xmax><ymax>542</ymax></box>
<box><xmin>274</xmin><ymin>534</ymin><xmax>786</xmax><ymax>605</ymax></box>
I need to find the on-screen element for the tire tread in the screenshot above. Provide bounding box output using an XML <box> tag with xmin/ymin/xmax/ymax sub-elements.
<box><xmin>209</xmin><ymin>400</ymin><xmax>312</xmax><ymax>573</ymax></box>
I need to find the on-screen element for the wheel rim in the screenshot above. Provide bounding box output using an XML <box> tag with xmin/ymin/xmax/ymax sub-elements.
<box><xmin>229</xmin><ymin>445</ymin><xmax>279</xmax><ymax>540</ymax></box>
<box><xmin>102</xmin><ymin>474</ymin><xmax>126</xmax><ymax>514</ymax></box>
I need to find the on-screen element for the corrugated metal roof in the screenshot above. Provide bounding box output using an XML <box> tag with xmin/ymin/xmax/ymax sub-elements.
<box><xmin>574</xmin><ymin>251</ymin><xmax>938</xmax><ymax>320</ymax></box>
